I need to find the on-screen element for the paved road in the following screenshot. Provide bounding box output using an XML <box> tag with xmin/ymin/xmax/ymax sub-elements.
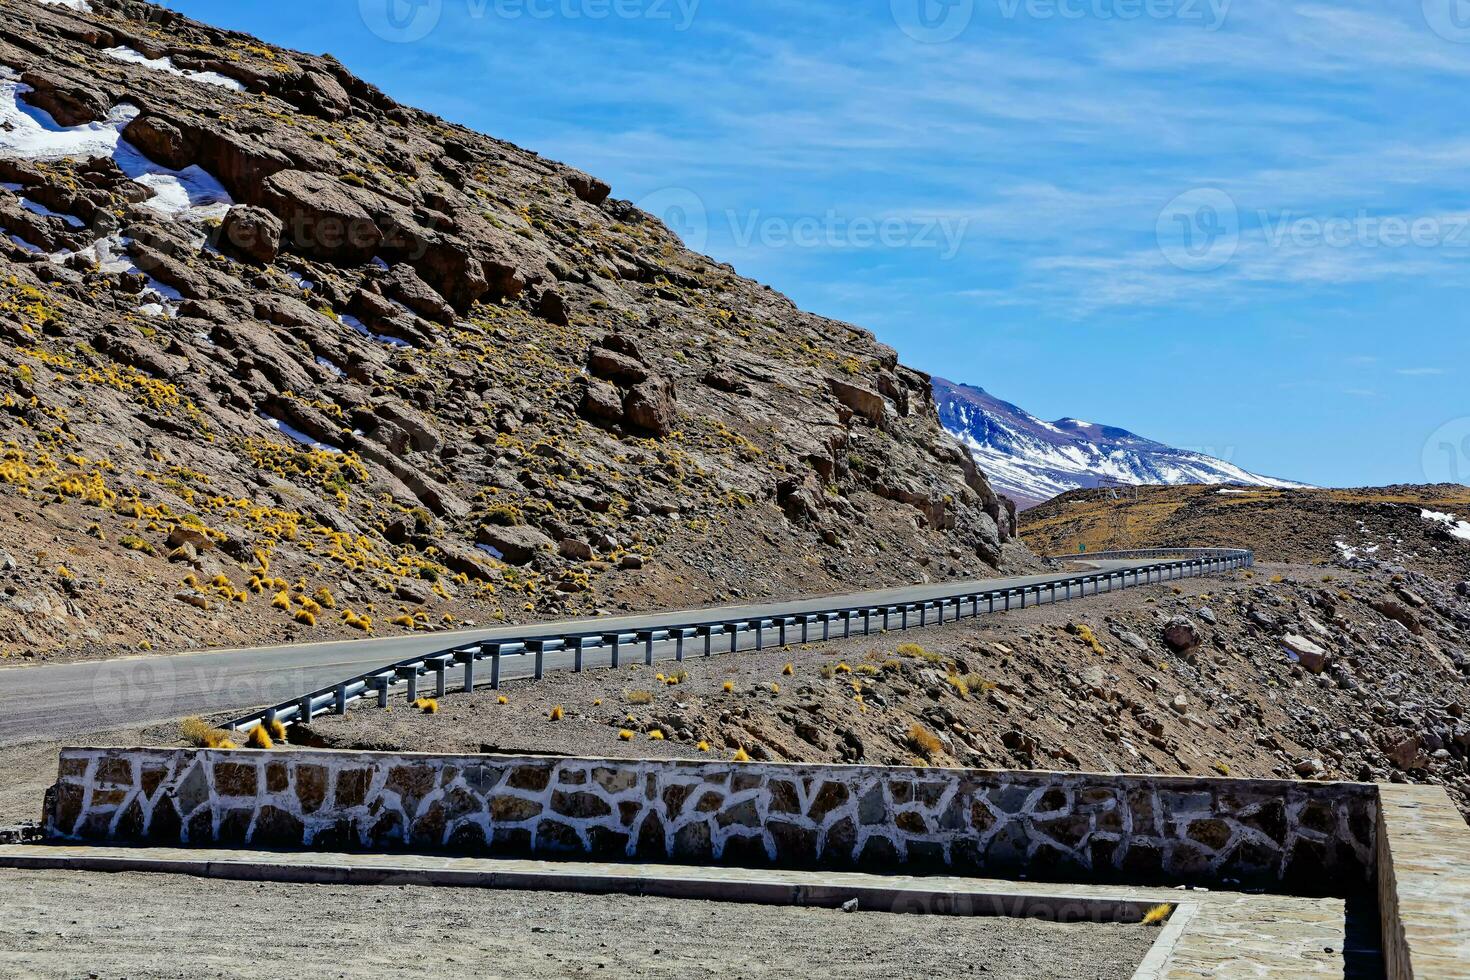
<box><xmin>0</xmin><ymin>557</ymin><xmax>1184</xmax><ymax>745</ymax></box>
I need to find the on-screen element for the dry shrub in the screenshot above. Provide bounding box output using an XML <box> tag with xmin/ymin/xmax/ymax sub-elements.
<box><xmin>247</xmin><ymin>725</ymin><xmax>274</xmax><ymax>750</ymax></box>
<box><xmin>626</xmin><ymin>689</ymin><xmax>655</xmax><ymax>705</ymax></box>
<box><xmin>181</xmin><ymin>716</ymin><xmax>235</xmax><ymax>749</ymax></box>
<box><xmin>906</xmin><ymin>723</ymin><xmax>942</xmax><ymax>759</ymax></box>
<box><xmin>1142</xmin><ymin>904</ymin><xmax>1173</xmax><ymax>927</ymax></box>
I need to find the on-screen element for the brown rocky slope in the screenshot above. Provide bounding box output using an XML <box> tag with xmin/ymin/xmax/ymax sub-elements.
<box><xmin>0</xmin><ymin>0</ymin><xmax>1024</xmax><ymax>665</ymax></box>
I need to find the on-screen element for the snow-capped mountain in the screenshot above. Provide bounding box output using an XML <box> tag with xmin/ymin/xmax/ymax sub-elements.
<box><xmin>934</xmin><ymin>378</ymin><xmax>1309</xmax><ymax>509</ymax></box>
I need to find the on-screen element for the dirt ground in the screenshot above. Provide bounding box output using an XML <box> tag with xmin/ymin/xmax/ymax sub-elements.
<box><xmin>0</xmin><ymin>868</ymin><xmax>1156</xmax><ymax>980</ymax></box>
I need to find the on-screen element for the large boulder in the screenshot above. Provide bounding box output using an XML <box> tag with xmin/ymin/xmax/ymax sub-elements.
<box><xmin>260</xmin><ymin>169</ymin><xmax>382</xmax><ymax>263</ymax></box>
<box><xmin>1281</xmin><ymin>634</ymin><xmax>1330</xmax><ymax>674</ymax></box>
<box><xmin>477</xmin><ymin>525</ymin><xmax>555</xmax><ymax>566</ymax></box>
<box><xmin>623</xmin><ymin>377</ymin><xmax>676</xmax><ymax>437</ymax></box>
<box><xmin>1161</xmin><ymin>617</ymin><xmax>1202</xmax><ymax>653</ymax></box>
<box><xmin>828</xmin><ymin>378</ymin><xmax>889</xmax><ymax>428</ymax></box>
<box><xmin>564</xmin><ymin>169</ymin><xmax>611</xmax><ymax>205</ymax></box>
<box><xmin>217</xmin><ymin>205</ymin><xmax>283</xmax><ymax>265</ymax></box>
<box><xmin>385</xmin><ymin>263</ymin><xmax>454</xmax><ymax>325</ymax></box>
<box><xmin>20</xmin><ymin>71</ymin><xmax>108</xmax><ymax>127</ymax></box>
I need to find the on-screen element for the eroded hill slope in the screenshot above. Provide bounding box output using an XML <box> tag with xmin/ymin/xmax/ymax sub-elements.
<box><xmin>0</xmin><ymin>0</ymin><xmax>1021</xmax><ymax>663</ymax></box>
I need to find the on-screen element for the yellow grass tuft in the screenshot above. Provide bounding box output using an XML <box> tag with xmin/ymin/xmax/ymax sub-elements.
<box><xmin>782</xmin><ymin>663</ymin><xmax>794</xmax><ymax>676</ymax></box>
<box><xmin>181</xmin><ymin>716</ymin><xmax>234</xmax><ymax>749</ymax></box>
<box><xmin>294</xmin><ymin>609</ymin><xmax>316</xmax><ymax>627</ymax></box>
<box><xmin>906</xmin><ymin>723</ymin><xmax>942</xmax><ymax>759</ymax></box>
<box><xmin>834</xmin><ymin>662</ymin><xmax>852</xmax><ymax>674</ymax></box>
<box><xmin>648</xmin><ymin>730</ymin><xmax>666</xmax><ymax>740</ymax></box>
<box><xmin>618</xmin><ymin>729</ymin><xmax>636</xmax><ymax>741</ymax></box>
<box><xmin>271</xmin><ymin>590</ymin><xmax>291</xmax><ymax>611</ymax></box>
<box><xmin>732</xmin><ymin>747</ymin><xmax>751</xmax><ymax>762</ymax></box>
<box><xmin>1142</xmin><ymin>904</ymin><xmax>1173</xmax><ymax>927</ymax></box>
<box><xmin>247</xmin><ymin>724</ymin><xmax>274</xmax><ymax>750</ymax></box>
<box><xmin>769</xmin><ymin>682</ymin><xmax>781</xmax><ymax>694</ymax></box>
<box><xmin>592</xmin><ymin>698</ymin><xmax>602</xmax><ymax>707</ymax></box>
<box><xmin>549</xmin><ymin>705</ymin><xmax>565</xmax><ymax>721</ymax></box>
<box><xmin>697</xmin><ymin>740</ymin><xmax>711</xmax><ymax>752</ymax></box>
<box><xmin>626</xmin><ymin>689</ymin><xmax>655</xmax><ymax>705</ymax></box>
<box><xmin>721</xmin><ymin>680</ymin><xmax>735</xmax><ymax>693</ymax></box>
<box><xmin>1068</xmin><ymin>623</ymin><xmax>1106</xmax><ymax>656</ymax></box>
<box><xmin>497</xmin><ymin>695</ymin><xmax>509</xmax><ymax>705</ymax></box>
<box><xmin>267</xmin><ymin>719</ymin><xmax>287</xmax><ymax>742</ymax></box>
<box><xmin>414</xmin><ymin>698</ymin><xmax>439</xmax><ymax>714</ymax></box>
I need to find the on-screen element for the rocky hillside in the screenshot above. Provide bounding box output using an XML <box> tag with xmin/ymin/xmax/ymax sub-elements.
<box><xmin>934</xmin><ymin>378</ymin><xmax>1306</xmax><ymax>509</ymax></box>
<box><xmin>0</xmin><ymin>0</ymin><xmax>1021</xmax><ymax>664</ymax></box>
<box><xmin>1022</xmin><ymin>484</ymin><xmax>1470</xmax><ymax>582</ymax></box>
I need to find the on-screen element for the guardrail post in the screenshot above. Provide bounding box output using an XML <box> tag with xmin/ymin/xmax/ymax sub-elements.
<box><xmin>533</xmin><ymin>642</ymin><xmax>546</xmax><ymax>680</ymax></box>
<box><xmin>372</xmin><ymin>677</ymin><xmax>389</xmax><ymax>708</ymax></box>
<box><xmin>936</xmin><ymin>600</ymin><xmax>944</xmax><ymax>626</ymax></box>
<box><xmin>900</xmin><ymin>606</ymin><xmax>909</xmax><ymax>630</ymax></box>
<box><xmin>844</xmin><ymin>612</ymin><xmax>853</xmax><ymax>638</ymax></box>
<box><xmin>456</xmin><ymin>650</ymin><xmax>476</xmax><ymax>693</ymax></box>
<box><xmin>299</xmin><ymin>696</ymin><xmax>314</xmax><ymax>725</ymax></box>
<box><xmin>778</xmin><ymin>618</ymin><xmax>788</xmax><ymax>647</ymax></box>
<box><xmin>729</xmin><ymin>625</ymin><xmax>739</xmax><ymax>654</ymax></box>
<box><xmin>335</xmin><ymin>685</ymin><xmax>347</xmax><ymax>715</ymax></box>
<box><xmin>572</xmin><ymin>637</ymin><xmax>585</xmax><ymax>673</ymax></box>
<box><xmin>755</xmin><ymin>621</ymin><xmax>765</xmax><ymax>651</ymax></box>
<box><xmin>703</xmin><ymin>628</ymin><xmax>714</xmax><ymax>658</ymax></box>
<box><xmin>801</xmin><ymin>617</ymin><xmax>810</xmax><ymax>644</ymax></box>
<box><xmin>609</xmin><ymin>635</ymin><xmax>622</xmax><ymax>669</ymax></box>
<box><xmin>490</xmin><ymin>646</ymin><xmax>502</xmax><ymax>690</ymax></box>
<box><xmin>642</xmin><ymin>631</ymin><xmax>656</xmax><ymax>666</ymax></box>
<box><xmin>675</xmin><ymin>632</ymin><xmax>685</xmax><ymax>663</ymax></box>
<box><xmin>822</xmin><ymin>616</ymin><xmax>831</xmax><ymax>642</ymax></box>
<box><xmin>399</xmin><ymin>667</ymin><xmax>419</xmax><ymax>703</ymax></box>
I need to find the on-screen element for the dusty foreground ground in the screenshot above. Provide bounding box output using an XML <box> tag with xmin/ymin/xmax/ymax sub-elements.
<box><xmin>0</xmin><ymin>869</ymin><xmax>1154</xmax><ymax>980</ymax></box>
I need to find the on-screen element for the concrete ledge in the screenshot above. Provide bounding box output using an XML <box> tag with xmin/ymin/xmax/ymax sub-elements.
<box><xmin>0</xmin><ymin>842</ymin><xmax>1161</xmax><ymax>924</ymax></box>
<box><xmin>1376</xmin><ymin>784</ymin><xmax>1470</xmax><ymax>980</ymax></box>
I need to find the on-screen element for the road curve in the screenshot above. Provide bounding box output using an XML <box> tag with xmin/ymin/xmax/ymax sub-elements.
<box><xmin>0</xmin><ymin>552</ymin><xmax>1247</xmax><ymax>746</ymax></box>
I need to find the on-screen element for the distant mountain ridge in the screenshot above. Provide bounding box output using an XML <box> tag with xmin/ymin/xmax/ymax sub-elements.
<box><xmin>934</xmin><ymin>378</ymin><xmax>1309</xmax><ymax>509</ymax></box>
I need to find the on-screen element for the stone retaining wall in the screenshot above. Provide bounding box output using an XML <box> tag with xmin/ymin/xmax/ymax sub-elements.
<box><xmin>44</xmin><ymin>748</ymin><xmax>1380</xmax><ymax>894</ymax></box>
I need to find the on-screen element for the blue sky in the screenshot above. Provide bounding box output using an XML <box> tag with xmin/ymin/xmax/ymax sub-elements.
<box><xmin>164</xmin><ymin>0</ymin><xmax>1470</xmax><ymax>488</ymax></box>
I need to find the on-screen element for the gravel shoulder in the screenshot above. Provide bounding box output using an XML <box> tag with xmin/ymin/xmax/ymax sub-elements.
<box><xmin>0</xmin><ymin>868</ymin><xmax>1156</xmax><ymax>980</ymax></box>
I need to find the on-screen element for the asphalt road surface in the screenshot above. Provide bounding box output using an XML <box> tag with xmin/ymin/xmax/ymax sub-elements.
<box><xmin>0</xmin><ymin>557</ymin><xmax>1190</xmax><ymax>745</ymax></box>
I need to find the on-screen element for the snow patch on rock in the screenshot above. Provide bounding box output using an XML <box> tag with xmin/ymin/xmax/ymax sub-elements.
<box><xmin>103</xmin><ymin>46</ymin><xmax>246</xmax><ymax>92</ymax></box>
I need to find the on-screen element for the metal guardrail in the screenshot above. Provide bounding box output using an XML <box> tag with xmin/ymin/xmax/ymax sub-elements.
<box><xmin>226</xmin><ymin>547</ymin><xmax>1253</xmax><ymax>734</ymax></box>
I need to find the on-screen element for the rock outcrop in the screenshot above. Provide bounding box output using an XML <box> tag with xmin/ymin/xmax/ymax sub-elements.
<box><xmin>0</xmin><ymin>0</ymin><xmax>1020</xmax><ymax>662</ymax></box>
